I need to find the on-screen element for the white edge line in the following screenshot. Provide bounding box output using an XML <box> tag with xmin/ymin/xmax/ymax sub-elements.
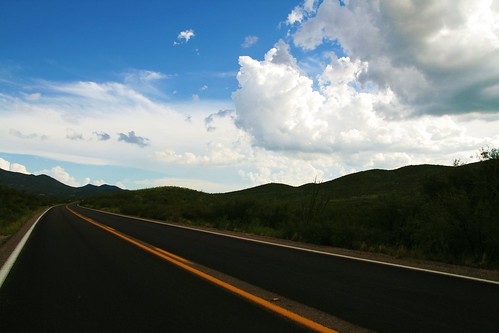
<box><xmin>0</xmin><ymin>207</ymin><xmax>53</xmax><ymax>288</ymax></box>
<box><xmin>77</xmin><ymin>205</ymin><xmax>499</xmax><ymax>286</ymax></box>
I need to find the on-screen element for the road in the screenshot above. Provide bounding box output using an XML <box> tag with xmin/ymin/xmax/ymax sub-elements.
<box><xmin>2</xmin><ymin>204</ymin><xmax>499</xmax><ymax>332</ymax></box>
<box><xmin>0</xmin><ymin>205</ymin><xmax>313</xmax><ymax>332</ymax></box>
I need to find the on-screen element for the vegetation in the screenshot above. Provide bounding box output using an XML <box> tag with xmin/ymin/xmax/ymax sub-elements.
<box><xmin>84</xmin><ymin>159</ymin><xmax>499</xmax><ymax>269</ymax></box>
<box><xmin>0</xmin><ymin>185</ymin><xmax>51</xmax><ymax>236</ymax></box>
<box><xmin>0</xmin><ymin>168</ymin><xmax>122</xmax><ymax>238</ymax></box>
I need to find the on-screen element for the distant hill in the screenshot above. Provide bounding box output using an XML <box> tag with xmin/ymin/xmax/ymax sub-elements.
<box><xmin>0</xmin><ymin>168</ymin><xmax>124</xmax><ymax>199</ymax></box>
<box><xmin>83</xmin><ymin>160</ymin><xmax>499</xmax><ymax>268</ymax></box>
<box><xmin>224</xmin><ymin>163</ymin><xmax>450</xmax><ymax>200</ymax></box>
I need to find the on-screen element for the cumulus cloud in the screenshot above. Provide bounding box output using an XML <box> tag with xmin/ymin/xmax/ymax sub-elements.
<box><xmin>37</xmin><ymin>166</ymin><xmax>80</xmax><ymax>187</ymax></box>
<box><xmin>242</xmin><ymin>35</ymin><xmax>259</xmax><ymax>48</ymax></box>
<box><xmin>174</xmin><ymin>29</ymin><xmax>195</xmax><ymax>45</ymax></box>
<box><xmin>286</xmin><ymin>0</ymin><xmax>318</xmax><ymax>25</ymax></box>
<box><xmin>232</xmin><ymin>38</ymin><xmax>494</xmax><ymax>166</ymax></box>
<box><xmin>291</xmin><ymin>0</ymin><xmax>499</xmax><ymax>116</ymax></box>
<box><xmin>0</xmin><ymin>158</ymin><xmax>8</xmax><ymax>170</ymax></box>
<box><xmin>233</xmin><ymin>44</ymin><xmax>326</xmax><ymax>151</ymax></box>
<box><xmin>118</xmin><ymin>131</ymin><xmax>150</xmax><ymax>147</ymax></box>
<box><xmin>0</xmin><ymin>157</ymin><xmax>30</xmax><ymax>174</ymax></box>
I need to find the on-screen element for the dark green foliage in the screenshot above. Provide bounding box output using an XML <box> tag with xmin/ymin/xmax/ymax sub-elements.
<box><xmin>478</xmin><ymin>146</ymin><xmax>499</xmax><ymax>161</ymax></box>
<box><xmin>84</xmin><ymin>160</ymin><xmax>499</xmax><ymax>268</ymax></box>
<box><xmin>0</xmin><ymin>185</ymin><xmax>51</xmax><ymax>236</ymax></box>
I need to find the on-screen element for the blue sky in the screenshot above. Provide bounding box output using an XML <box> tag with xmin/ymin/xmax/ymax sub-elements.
<box><xmin>1</xmin><ymin>1</ymin><xmax>499</xmax><ymax>192</ymax></box>
<box><xmin>1</xmin><ymin>1</ymin><xmax>288</xmax><ymax>99</ymax></box>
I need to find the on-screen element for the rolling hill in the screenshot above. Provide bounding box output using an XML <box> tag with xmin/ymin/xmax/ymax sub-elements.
<box><xmin>0</xmin><ymin>168</ymin><xmax>123</xmax><ymax>199</ymax></box>
<box><xmin>82</xmin><ymin>160</ymin><xmax>499</xmax><ymax>268</ymax></box>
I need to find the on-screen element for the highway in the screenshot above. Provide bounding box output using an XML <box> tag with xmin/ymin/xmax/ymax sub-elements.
<box><xmin>0</xmin><ymin>205</ymin><xmax>313</xmax><ymax>332</ymax></box>
<box><xmin>2</xmin><ymin>204</ymin><xmax>499</xmax><ymax>332</ymax></box>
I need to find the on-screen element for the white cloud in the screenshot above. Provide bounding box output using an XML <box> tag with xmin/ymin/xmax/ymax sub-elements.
<box><xmin>174</xmin><ymin>29</ymin><xmax>195</xmax><ymax>45</ymax></box>
<box><xmin>36</xmin><ymin>166</ymin><xmax>80</xmax><ymax>187</ymax></box>
<box><xmin>0</xmin><ymin>157</ymin><xmax>31</xmax><ymax>174</ymax></box>
<box><xmin>290</xmin><ymin>0</ymin><xmax>499</xmax><ymax>116</ymax></box>
<box><xmin>286</xmin><ymin>0</ymin><xmax>318</xmax><ymax>25</ymax></box>
<box><xmin>92</xmin><ymin>179</ymin><xmax>106</xmax><ymax>186</ymax></box>
<box><xmin>232</xmin><ymin>39</ymin><xmax>498</xmax><ymax>172</ymax></box>
<box><xmin>11</xmin><ymin>163</ymin><xmax>30</xmax><ymax>174</ymax></box>
<box><xmin>0</xmin><ymin>157</ymin><xmax>9</xmax><ymax>170</ymax></box>
<box><xmin>1</xmin><ymin>49</ymin><xmax>498</xmax><ymax>194</ymax></box>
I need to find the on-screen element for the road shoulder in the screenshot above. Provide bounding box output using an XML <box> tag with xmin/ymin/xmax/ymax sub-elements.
<box><xmin>0</xmin><ymin>208</ymin><xmax>49</xmax><ymax>269</ymax></box>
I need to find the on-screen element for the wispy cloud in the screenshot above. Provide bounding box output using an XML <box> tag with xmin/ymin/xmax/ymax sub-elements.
<box><xmin>66</xmin><ymin>128</ymin><xmax>84</xmax><ymax>140</ymax></box>
<box><xmin>9</xmin><ymin>128</ymin><xmax>48</xmax><ymax>140</ymax></box>
<box><xmin>242</xmin><ymin>35</ymin><xmax>259</xmax><ymax>48</ymax></box>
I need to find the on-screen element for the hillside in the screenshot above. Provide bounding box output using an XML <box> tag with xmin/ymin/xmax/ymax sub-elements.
<box><xmin>84</xmin><ymin>160</ymin><xmax>499</xmax><ymax>268</ymax></box>
<box><xmin>0</xmin><ymin>168</ymin><xmax>124</xmax><ymax>237</ymax></box>
<box><xmin>0</xmin><ymin>168</ymin><xmax>123</xmax><ymax>199</ymax></box>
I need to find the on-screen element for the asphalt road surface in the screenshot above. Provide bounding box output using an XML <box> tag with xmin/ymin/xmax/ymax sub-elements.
<box><xmin>0</xmin><ymin>205</ymin><xmax>312</xmax><ymax>332</ymax></box>
<box><xmin>2</xmin><ymin>204</ymin><xmax>499</xmax><ymax>332</ymax></box>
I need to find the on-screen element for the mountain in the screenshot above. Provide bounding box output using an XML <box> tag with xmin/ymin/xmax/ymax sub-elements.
<box><xmin>0</xmin><ymin>168</ymin><xmax>124</xmax><ymax>199</ymax></box>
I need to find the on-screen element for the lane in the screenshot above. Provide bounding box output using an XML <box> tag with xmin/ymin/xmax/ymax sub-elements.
<box><xmin>0</xmin><ymin>205</ymin><xmax>313</xmax><ymax>333</ymax></box>
<box><xmin>74</xmin><ymin>204</ymin><xmax>499</xmax><ymax>332</ymax></box>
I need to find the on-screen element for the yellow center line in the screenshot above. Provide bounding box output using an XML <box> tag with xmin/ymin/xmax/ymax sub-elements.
<box><xmin>66</xmin><ymin>205</ymin><xmax>339</xmax><ymax>333</ymax></box>
<box><xmin>66</xmin><ymin>205</ymin><xmax>192</xmax><ymax>265</ymax></box>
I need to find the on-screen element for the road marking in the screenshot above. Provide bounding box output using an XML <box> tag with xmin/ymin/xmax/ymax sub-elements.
<box><xmin>78</xmin><ymin>205</ymin><xmax>499</xmax><ymax>286</ymax></box>
<box><xmin>66</xmin><ymin>206</ymin><xmax>193</xmax><ymax>265</ymax></box>
<box><xmin>0</xmin><ymin>207</ymin><xmax>53</xmax><ymax>288</ymax></box>
<box><xmin>67</xmin><ymin>205</ymin><xmax>338</xmax><ymax>333</ymax></box>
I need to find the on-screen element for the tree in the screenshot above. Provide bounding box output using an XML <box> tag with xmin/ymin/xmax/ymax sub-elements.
<box><xmin>452</xmin><ymin>158</ymin><xmax>466</xmax><ymax>167</ymax></box>
<box><xmin>478</xmin><ymin>146</ymin><xmax>499</xmax><ymax>161</ymax></box>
